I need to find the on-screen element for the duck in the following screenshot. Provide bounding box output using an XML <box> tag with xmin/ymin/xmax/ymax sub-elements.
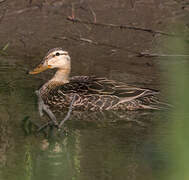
<box><xmin>29</xmin><ymin>47</ymin><xmax>163</xmax><ymax>126</ymax></box>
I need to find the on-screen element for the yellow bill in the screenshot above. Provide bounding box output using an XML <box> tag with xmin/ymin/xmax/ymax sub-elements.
<box><xmin>29</xmin><ymin>64</ymin><xmax>52</xmax><ymax>74</ymax></box>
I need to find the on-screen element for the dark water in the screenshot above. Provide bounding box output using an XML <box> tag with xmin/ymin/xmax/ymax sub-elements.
<box><xmin>0</xmin><ymin>55</ymin><xmax>171</xmax><ymax>180</ymax></box>
<box><xmin>0</xmin><ymin>0</ymin><xmax>187</xmax><ymax>179</ymax></box>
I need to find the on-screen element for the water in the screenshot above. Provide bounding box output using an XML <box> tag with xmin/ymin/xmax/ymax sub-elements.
<box><xmin>0</xmin><ymin>55</ymin><xmax>171</xmax><ymax>180</ymax></box>
<box><xmin>0</xmin><ymin>0</ymin><xmax>187</xmax><ymax>179</ymax></box>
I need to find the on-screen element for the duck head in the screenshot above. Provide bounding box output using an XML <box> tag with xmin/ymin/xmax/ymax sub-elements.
<box><xmin>29</xmin><ymin>48</ymin><xmax>71</xmax><ymax>74</ymax></box>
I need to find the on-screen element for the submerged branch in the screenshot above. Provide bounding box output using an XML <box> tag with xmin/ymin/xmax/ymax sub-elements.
<box><xmin>53</xmin><ymin>36</ymin><xmax>138</xmax><ymax>54</ymax></box>
<box><xmin>67</xmin><ymin>17</ymin><xmax>178</xmax><ymax>37</ymax></box>
<box><xmin>137</xmin><ymin>52</ymin><xmax>189</xmax><ymax>58</ymax></box>
<box><xmin>54</xmin><ymin>36</ymin><xmax>189</xmax><ymax>58</ymax></box>
<box><xmin>0</xmin><ymin>0</ymin><xmax>6</xmax><ymax>3</ymax></box>
<box><xmin>37</xmin><ymin>121</ymin><xmax>52</xmax><ymax>132</ymax></box>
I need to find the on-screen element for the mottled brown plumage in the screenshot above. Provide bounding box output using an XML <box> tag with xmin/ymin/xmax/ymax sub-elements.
<box><xmin>41</xmin><ymin>76</ymin><xmax>160</xmax><ymax>112</ymax></box>
<box><xmin>29</xmin><ymin>48</ymin><xmax>162</xmax><ymax>114</ymax></box>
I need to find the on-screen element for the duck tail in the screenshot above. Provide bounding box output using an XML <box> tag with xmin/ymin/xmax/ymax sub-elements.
<box><xmin>142</xmin><ymin>100</ymin><xmax>173</xmax><ymax>111</ymax></box>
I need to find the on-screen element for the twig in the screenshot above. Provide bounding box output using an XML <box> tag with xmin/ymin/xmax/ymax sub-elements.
<box><xmin>2</xmin><ymin>0</ymin><xmax>66</xmax><ymax>18</ymax></box>
<box><xmin>71</xmin><ymin>3</ymin><xmax>75</xmax><ymax>19</ymax></box>
<box><xmin>137</xmin><ymin>52</ymin><xmax>189</xmax><ymax>58</ymax></box>
<box><xmin>53</xmin><ymin>36</ymin><xmax>138</xmax><ymax>54</ymax></box>
<box><xmin>129</xmin><ymin>0</ymin><xmax>135</xmax><ymax>9</ymax></box>
<box><xmin>89</xmin><ymin>6</ymin><xmax>97</xmax><ymax>23</ymax></box>
<box><xmin>0</xmin><ymin>0</ymin><xmax>6</xmax><ymax>3</ymax></box>
<box><xmin>6</xmin><ymin>6</ymin><xmax>39</xmax><ymax>17</ymax></box>
<box><xmin>37</xmin><ymin>121</ymin><xmax>52</xmax><ymax>132</ymax></box>
<box><xmin>58</xmin><ymin>94</ymin><xmax>76</xmax><ymax>130</ymax></box>
<box><xmin>67</xmin><ymin>17</ymin><xmax>178</xmax><ymax>37</ymax></box>
<box><xmin>55</xmin><ymin>36</ymin><xmax>189</xmax><ymax>58</ymax></box>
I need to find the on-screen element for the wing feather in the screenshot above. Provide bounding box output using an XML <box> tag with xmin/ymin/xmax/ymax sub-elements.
<box><xmin>55</xmin><ymin>76</ymin><xmax>159</xmax><ymax>99</ymax></box>
<box><xmin>45</xmin><ymin>76</ymin><xmax>159</xmax><ymax>111</ymax></box>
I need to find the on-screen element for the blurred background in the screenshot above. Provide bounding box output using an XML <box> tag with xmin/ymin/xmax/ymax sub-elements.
<box><xmin>0</xmin><ymin>0</ymin><xmax>189</xmax><ymax>180</ymax></box>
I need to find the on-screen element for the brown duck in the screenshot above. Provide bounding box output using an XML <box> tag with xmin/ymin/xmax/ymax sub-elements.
<box><xmin>29</xmin><ymin>48</ymin><xmax>162</xmax><ymax>113</ymax></box>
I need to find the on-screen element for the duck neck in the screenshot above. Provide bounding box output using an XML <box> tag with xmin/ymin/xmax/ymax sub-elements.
<box><xmin>40</xmin><ymin>67</ymin><xmax>71</xmax><ymax>95</ymax></box>
<box><xmin>51</xmin><ymin>68</ymin><xmax>70</xmax><ymax>83</ymax></box>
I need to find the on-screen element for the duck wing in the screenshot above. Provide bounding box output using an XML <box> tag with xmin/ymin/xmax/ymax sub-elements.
<box><xmin>60</xmin><ymin>76</ymin><xmax>159</xmax><ymax>99</ymax></box>
<box><xmin>47</xmin><ymin>76</ymin><xmax>161</xmax><ymax>111</ymax></box>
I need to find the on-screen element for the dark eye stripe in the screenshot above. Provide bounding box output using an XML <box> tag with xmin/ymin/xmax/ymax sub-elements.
<box><xmin>53</xmin><ymin>52</ymin><xmax>68</xmax><ymax>57</ymax></box>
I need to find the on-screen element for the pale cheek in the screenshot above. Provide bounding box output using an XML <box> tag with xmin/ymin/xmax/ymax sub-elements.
<box><xmin>48</xmin><ymin>59</ymin><xmax>57</xmax><ymax>66</ymax></box>
<box><xmin>48</xmin><ymin>57</ymin><xmax>67</xmax><ymax>68</ymax></box>
<box><xmin>56</xmin><ymin>61</ymin><xmax>66</xmax><ymax>67</ymax></box>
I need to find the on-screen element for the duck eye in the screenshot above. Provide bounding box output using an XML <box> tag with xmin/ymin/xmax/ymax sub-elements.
<box><xmin>55</xmin><ymin>52</ymin><xmax>60</xmax><ymax>56</ymax></box>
